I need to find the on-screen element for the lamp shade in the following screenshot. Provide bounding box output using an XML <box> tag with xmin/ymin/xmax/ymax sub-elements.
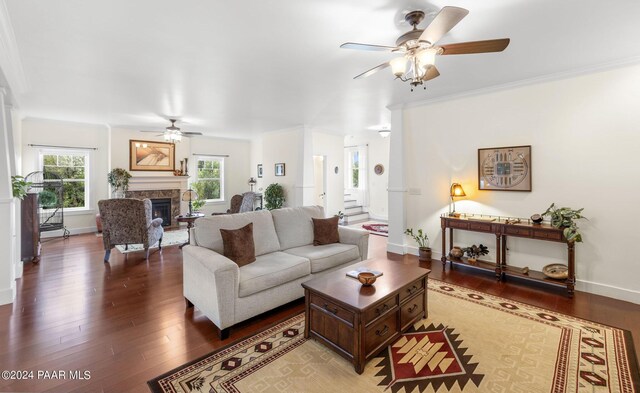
<box><xmin>450</xmin><ymin>183</ymin><xmax>466</xmax><ymax>197</ymax></box>
<box><xmin>390</xmin><ymin>57</ymin><xmax>408</xmax><ymax>77</ymax></box>
<box><xmin>378</xmin><ymin>129</ymin><xmax>391</xmax><ymax>138</ymax></box>
<box><xmin>182</xmin><ymin>189</ymin><xmax>198</xmax><ymax>202</ymax></box>
<box><xmin>417</xmin><ymin>49</ymin><xmax>436</xmax><ymax>69</ymax></box>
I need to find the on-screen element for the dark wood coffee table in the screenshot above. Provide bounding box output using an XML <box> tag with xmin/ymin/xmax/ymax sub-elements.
<box><xmin>302</xmin><ymin>259</ymin><xmax>430</xmax><ymax>374</ymax></box>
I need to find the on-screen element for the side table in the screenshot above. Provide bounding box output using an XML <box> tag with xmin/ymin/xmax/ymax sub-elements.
<box><xmin>176</xmin><ymin>213</ymin><xmax>205</xmax><ymax>249</ymax></box>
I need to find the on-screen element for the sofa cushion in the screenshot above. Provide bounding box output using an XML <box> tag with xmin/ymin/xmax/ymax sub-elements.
<box><xmin>283</xmin><ymin>243</ymin><xmax>360</xmax><ymax>273</ymax></box>
<box><xmin>192</xmin><ymin>210</ymin><xmax>281</xmax><ymax>256</ymax></box>
<box><xmin>271</xmin><ymin>206</ymin><xmax>325</xmax><ymax>250</ymax></box>
<box><xmin>238</xmin><ymin>252</ymin><xmax>311</xmax><ymax>297</ymax></box>
<box><xmin>312</xmin><ymin>216</ymin><xmax>340</xmax><ymax>246</ymax></box>
<box><xmin>220</xmin><ymin>223</ymin><xmax>256</xmax><ymax>267</ymax></box>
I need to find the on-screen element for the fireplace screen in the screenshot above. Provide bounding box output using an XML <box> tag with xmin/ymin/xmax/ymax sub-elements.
<box><xmin>151</xmin><ymin>198</ymin><xmax>172</xmax><ymax>227</ymax></box>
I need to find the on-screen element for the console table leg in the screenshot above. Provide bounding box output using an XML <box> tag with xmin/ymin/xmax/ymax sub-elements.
<box><xmin>567</xmin><ymin>242</ymin><xmax>576</xmax><ymax>297</ymax></box>
<box><xmin>441</xmin><ymin>223</ymin><xmax>447</xmax><ymax>267</ymax></box>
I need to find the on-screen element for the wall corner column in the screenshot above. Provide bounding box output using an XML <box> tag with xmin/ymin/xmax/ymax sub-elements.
<box><xmin>387</xmin><ymin>106</ymin><xmax>407</xmax><ymax>255</ymax></box>
<box><xmin>0</xmin><ymin>87</ymin><xmax>17</xmax><ymax>305</ymax></box>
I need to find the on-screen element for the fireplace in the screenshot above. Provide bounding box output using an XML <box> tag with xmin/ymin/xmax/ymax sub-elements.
<box><xmin>151</xmin><ymin>198</ymin><xmax>172</xmax><ymax>227</ymax></box>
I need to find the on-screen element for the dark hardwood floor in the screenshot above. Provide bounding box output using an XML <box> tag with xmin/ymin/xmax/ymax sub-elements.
<box><xmin>0</xmin><ymin>231</ymin><xmax>638</xmax><ymax>392</ymax></box>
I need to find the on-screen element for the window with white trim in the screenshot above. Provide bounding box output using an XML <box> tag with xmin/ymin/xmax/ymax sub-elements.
<box><xmin>39</xmin><ymin>149</ymin><xmax>91</xmax><ymax>210</ymax></box>
<box><xmin>192</xmin><ymin>156</ymin><xmax>224</xmax><ymax>202</ymax></box>
<box><xmin>345</xmin><ymin>149</ymin><xmax>361</xmax><ymax>189</ymax></box>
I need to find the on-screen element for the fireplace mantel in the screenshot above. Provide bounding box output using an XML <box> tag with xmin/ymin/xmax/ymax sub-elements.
<box><xmin>127</xmin><ymin>175</ymin><xmax>189</xmax><ymax>192</ymax></box>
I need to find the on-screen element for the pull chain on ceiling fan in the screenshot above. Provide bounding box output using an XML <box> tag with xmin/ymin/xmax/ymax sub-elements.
<box><xmin>341</xmin><ymin>6</ymin><xmax>510</xmax><ymax>91</ymax></box>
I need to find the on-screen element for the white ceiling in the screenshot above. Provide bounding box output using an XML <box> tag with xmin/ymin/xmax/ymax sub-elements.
<box><xmin>5</xmin><ymin>0</ymin><xmax>640</xmax><ymax>138</ymax></box>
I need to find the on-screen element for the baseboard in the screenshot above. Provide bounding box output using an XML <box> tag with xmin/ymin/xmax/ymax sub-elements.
<box><xmin>0</xmin><ymin>285</ymin><xmax>16</xmax><ymax>306</ymax></box>
<box><xmin>41</xmin><ymin>226</ymin><xmax>97</xmax><ymax>238</ymax></box>
<box><xmin>14</xmin><ymin>260</ymin><xmax>23</xmax><ymax>279</ymax></box>
<box><xmin>368</xmin><ymin>213</ymin><xmax>388</xmax><ymax>222</ymax></box>
<box><xmin>576</xmin><ymin>280</ymin><xmax>640</xmax><ymax>305</ymax></box>
<box><xmin>386</xmin><ymin>242</ymin><xmax>406</xmax><ymax>255</ymax></box>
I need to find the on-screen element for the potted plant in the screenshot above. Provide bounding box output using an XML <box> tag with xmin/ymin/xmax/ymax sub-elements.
<box><xmin>336</xmin><ymin>211</ymin><xmax>345</xmax><ymax>225</ymax></box>
<box><xmin>191</xmin><ymin>198</ymin><xmax>206</xmax><ymax>213</ymax></box>
<box><xmin>107</xmin><ymin>168</ymin><xmax>132</xmax><ymax>198</ymax></box>
<box><xmin>542</xmin><ymin>203</ymin><xmax>585</xmax><ymax>243</ymax></box>
<box><xmin>462</xmin><ymin>244</ymin><xmax>489</xmax><ymax>263</ymax></box>
<box><xmin>404</xmin><ymin>228</ymin><xmax>431</xmax><ymax>261</ymax></box>
<box><xmin>264</xmin><ymin>183</ymin><xmax>285</xmax><ymax>210</ymax></box>
<box><xmin>11</xmin><ymin>175</ymin><xmax>31</xmax><ymax>200</ymax></box>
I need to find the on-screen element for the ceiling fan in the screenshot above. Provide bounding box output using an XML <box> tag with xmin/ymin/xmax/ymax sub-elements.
<box><xmin>140</xmin><ymin>119</ymin><xmax>203</xmax><ymax>142</ymax></box>
<box><xmin>341</xmin><ymin>6</ymin><xmax>510</xmax><ymax>91</ymax></box>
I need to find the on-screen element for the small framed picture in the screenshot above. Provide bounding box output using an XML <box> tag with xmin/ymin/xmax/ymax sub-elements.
<box><xmin>257</xmin><ymin>164</ymin><xmax>263</xmax><ymax>178</ymax></box>
<box><xmin>275</xmin><ymin>163</ymin><xmax>285</xmax><ymax>176</ymax></box>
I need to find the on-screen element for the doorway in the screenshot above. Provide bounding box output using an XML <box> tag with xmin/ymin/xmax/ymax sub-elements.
<box><xmin>313</xmin><ymin>155</ymin><xmax>327</xmax><ymax>211</ymax></box>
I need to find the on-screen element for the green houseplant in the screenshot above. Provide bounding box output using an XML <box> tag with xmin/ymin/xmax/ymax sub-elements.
<box><xmin>107</xmin><ymin>168</ymin><xmax>132</xmax><ymax>198</ymax></box>
<box><xmin>264</xmin><ymin>183</ymin><xmax>285</xmax><ymax>210</ymax></box>
<box><xmin>11</xmin><ymin>175</ymin><xmax>31</xmax><ymax>200</ymax></box>
<box><xmin>542</xmin><ymin>203</ymin><xmax>586</xmax><ymax>243</ymax></box>
<box><xmin>404</xmin><ymin>228</ymin><xmax>431</xmax><ymax>261</ymax></box>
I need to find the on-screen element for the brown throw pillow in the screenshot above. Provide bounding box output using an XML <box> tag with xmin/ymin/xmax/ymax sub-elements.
<box><xmin>312</xmin><ymin>216</ymin><xmax>340</xmax><ymax>246</ymax></box>
<box><xmin>220</xmin><ymin>223</ymin><xmax>256</xmax><ymax>267</ymax></box>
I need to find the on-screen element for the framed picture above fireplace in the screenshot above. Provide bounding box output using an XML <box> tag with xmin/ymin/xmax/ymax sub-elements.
<box><xmin>129</xmin><ymin>140</ymin><xmax>175</xmax><ymax>171</ymax></box>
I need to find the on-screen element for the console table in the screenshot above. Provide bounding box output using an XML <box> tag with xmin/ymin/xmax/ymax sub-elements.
<box><xmin>440</xmin><ymin>215</ymin><xmax>575</xmax><ymax>296</ymax></box>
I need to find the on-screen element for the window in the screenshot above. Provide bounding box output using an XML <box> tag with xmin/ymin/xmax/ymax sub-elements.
<box><xmin>193</xmin><ymin>157</ymin><xmax>224</xmax><ymax>201</ymax></box>
<box><xmin>346</xmin><ymin>149</ymin><xmax>361</xmax><ymax>189</ymax></box>
<box><xmin>40</xmin><ymin>149</ymin><xmax>90</xmax><ymax>210</ymax></box>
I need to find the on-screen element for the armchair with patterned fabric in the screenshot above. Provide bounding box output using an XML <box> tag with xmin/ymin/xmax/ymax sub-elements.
<box><xmin>97</xmin><ymin>198</ymin><xmax>164</xmax><ymax>263</ymax></box>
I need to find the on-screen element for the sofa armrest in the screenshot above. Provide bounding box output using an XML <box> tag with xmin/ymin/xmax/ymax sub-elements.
<box><xmin>338</xmin><ymin>226</ymin><xmax>369</xmax><ymax>260</ymax></box>
<box><xmin>182</xmin><ymin>245</ymin><xmax>239</xmax><ymax>330</ymax></box>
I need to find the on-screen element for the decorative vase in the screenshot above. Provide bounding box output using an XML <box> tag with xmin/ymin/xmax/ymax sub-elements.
<box><xmin>113</xmin><ymin>190</ymin><xmax>125</xmax><ymax>199</ymax></box>
<box><xmin>450</xmin><ymin>246</ymin><xmax>464</xmax><ymax>259</ymax></box>
<box><xmin>180</xmin><ymin>160</ymin><xmax>184</xmax><ymax>175</ymax></box>
<box><xmin>418</xmin><ymin>247</ymin><xmax>432</xmax><ymax>261</ymax></box>
<box><xmin>184</xmin><ymin>158</ymin><xmax>189</xmax><ymax>176</ymax></box>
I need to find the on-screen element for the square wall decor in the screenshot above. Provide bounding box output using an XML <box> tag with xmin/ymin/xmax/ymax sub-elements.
<box><xmin>478</xmin><ymin>145</ymin><xmax>531</xmax><ymax>191</ymax></box>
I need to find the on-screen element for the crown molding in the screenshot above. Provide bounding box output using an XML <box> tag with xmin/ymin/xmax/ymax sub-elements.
<box><xmin>393</xmin><ymin>56</ymin><xmax>640</xmax><ymax>111</ymax></box>
<box><xmin>0</xmin><ymin>0</ymin><xmax>27</xmax><ymax>102</ymax></box>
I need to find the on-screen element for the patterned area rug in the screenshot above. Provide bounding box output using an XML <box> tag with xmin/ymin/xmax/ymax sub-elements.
<box><xmin>115</xmin><ymin>229</ymin><xmax>187</xmax><ymax>254</ymax></box>
<box><xmin>148</xmin><ymin>281</ymin><xmax>639</xmax><ymax>393</ymax></box>
<box><xmin>362</xmin><ymin>223</ymin><xmax>388</xmax><ymax>237</ymax></box>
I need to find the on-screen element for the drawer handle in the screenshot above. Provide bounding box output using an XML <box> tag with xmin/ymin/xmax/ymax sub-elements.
<box><xmin>323</xmin><ymin>303</ymin><xmax>338</xmax><ymax>314</ymax></box>
<box><xmin>407</xmin><ymin>285</ymin><xmax>418</xmax><ymax>295</ymax></box>
<box><xmin>408</xmin><ymin>304</ymin><xmax>419</xmax><ymax>313</ymax></box>
<box><xmin>375</xmin><ymin>303</ymin><xmax>390</xmax><ymax>315</ymax></box>
<box><xmin>376</xmin><ymin>325</ymin><xmax>389</xmax><ymax>337</ymax></box>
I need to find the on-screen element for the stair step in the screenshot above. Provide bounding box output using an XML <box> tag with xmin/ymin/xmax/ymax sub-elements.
<box><xmin>345</xmin><ymin>205</ymin><xmax>363</xmax><ymax>213</ymax></box>
<box><xmin>344</xmin><ymin>212</ymin><xmax>369</xmax><ymax>224</ymax></box>
<box><xmin>344</xmin><ymin>199</ymin><xmax>358</xmax><ymax>208</ymax></box>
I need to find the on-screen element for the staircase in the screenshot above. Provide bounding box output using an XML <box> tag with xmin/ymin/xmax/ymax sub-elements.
<box><xmin>343</xmin><ymin>195</ymin><xmax>369</xmax><ymax>224</ymax></box>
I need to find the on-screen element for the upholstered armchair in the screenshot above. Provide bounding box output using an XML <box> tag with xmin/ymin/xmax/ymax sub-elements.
<box><xmin>97</xmin><ymin>198</ymin><xmax>164</xmax><ymax>263</ymax></box>
<box><xmin>213</xmin><ymin>192</ymin><xmax>256</xmax><ymax>216</ymax></box>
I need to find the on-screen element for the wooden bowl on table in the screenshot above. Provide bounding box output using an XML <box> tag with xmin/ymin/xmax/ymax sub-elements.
<box><xmin>357</xmin><ymin>272</ymin><xmax>377</xmax><ymax>286</ymax></box>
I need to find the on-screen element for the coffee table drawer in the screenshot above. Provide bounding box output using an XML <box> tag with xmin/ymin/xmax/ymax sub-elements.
<box><xmin>365</xmin><ymin>311</ymin><xmax>398</xmax><ymax>356</ymax></box>
<box><xmin>310</xmin><ymin>293</ymin><xmax>354</xmax><ymax>325</ymax></box>
<box><xmin>399</xmin><ymin>279</ymin><xmax>424</xmax><ymax>303</ymax></box>
<box><xmin>364</xmin><ymin>296</ymin><xmax>397</xmax><ymax>325</ymax></box>
<box><xmin>400</xmin><ymin>292</ymin><xmax>424</xmax><ymax>330</ymax></box>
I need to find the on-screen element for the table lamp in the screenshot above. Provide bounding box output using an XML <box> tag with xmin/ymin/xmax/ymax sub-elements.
<box><xmin>449</xmin><ymin>183</ymin><xmax>466</xmax><ymax>216</ymax></box>
<box><xmin>182</xmin><ymin>189</ymin><xmax>198</xmax><ymax>216</ymax></box>
<box><xmin>248</xmin><ymin>177</ymin><xmax>257</xmax><ymax>192</ymax></box>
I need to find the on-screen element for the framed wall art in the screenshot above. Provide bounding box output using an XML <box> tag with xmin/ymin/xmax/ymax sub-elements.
<box><xmin>275</xmin><ymin>163</ymin><xmax>285</xmax><ymax>177</ymax></box>
<box><xmin>478</xmin><ymin>145</ymin><xmax>531</xmax><ymax>191</ymax></box>
<box><xmin>257</xmin><ymin>164</ymin><xmax>263</xmax><ymax>178</ymax></box>
<box><xmin>129</xmin><ymin>140</ymin><xmax>175</xmax><ymax>171</ymax></box>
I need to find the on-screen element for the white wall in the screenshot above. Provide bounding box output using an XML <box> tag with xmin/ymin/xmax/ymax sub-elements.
<box><xmin>401</xmin><ymin>63</ymin><xmax>640</xmax><ymax>303</ymax></box>
<box><xmin>250</xmin><ymin>127</ymin><xmax>302</xmax><ymax>208</ymax></box>
<box><xmin>21</xmin><ymin>118</ymin><xmax>110</xmax><ymax>235</ymax></box>
<box><xmin>312</xmin><ymin>131</ymin><xmax>344</xmax><ymax>217</ymax></box>
<box><xmin>345</xmin><ymin>133</ymin><xmax>390</xmax><ymax>220</ymax></box>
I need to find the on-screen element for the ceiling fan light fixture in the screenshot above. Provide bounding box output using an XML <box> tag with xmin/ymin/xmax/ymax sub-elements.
<box><xmin>379</xmin><ymin>129</ymin><xmax>391</xmax><ymax>138</ymax></box>
<box><xmin>390</xmin><ymin>57</ymin><xmax>408</xmax><ymax>77</ymax></box>
<box><xmin>417</xmin><ymin>49</ymin><xmax>437</xmax><ymax>69</ymax></box>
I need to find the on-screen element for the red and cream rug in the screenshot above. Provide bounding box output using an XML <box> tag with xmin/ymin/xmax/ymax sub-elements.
<box><xmin>149</xmin><ymin>281</ymin><xmax>639</xmax><ymax>393</ymax></box>
<box><xmin>362</xmin><ymin>223</ymin><xmax>389</xmax><ymax>237</ymax></box>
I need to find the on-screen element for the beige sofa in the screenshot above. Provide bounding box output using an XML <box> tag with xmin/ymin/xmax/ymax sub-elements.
<box><xmin>182</xmin><ymin>206</ymin><xmax>369</xmax><ymax>339</ymax></box>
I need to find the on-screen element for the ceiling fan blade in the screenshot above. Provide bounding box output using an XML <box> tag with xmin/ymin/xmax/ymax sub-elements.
<box><xmin>140</xmin><ymin>130</ymin><xmax>161</xmax><ymax>133</ymax></box>
<box><xmin>439</xmin><ymin>38</ymin><xmax>510</xmax><ymax>55</ymax></box>
<box><xmin>340</xmin><ymin>42</ymin><xmax>398</xmax><ymax>52</ymax></box>
<box><xmin>423</xmin><ymin>66</ymin><xmax>440</xmax><ymax>81</ymax></box>
<box><xmin>419</xmin><ymin>6</ymin><xmax>469</xmax><ymax>45</ymax></box>
<box><xmin>183</xmin><ymin>132</ymin><xmax>203</xmax><ymax>136</ymax></box>
<box><xmin>354</xmin><ymin>62</ymin><xmax>390</xmax><ymax>79</ymax></box>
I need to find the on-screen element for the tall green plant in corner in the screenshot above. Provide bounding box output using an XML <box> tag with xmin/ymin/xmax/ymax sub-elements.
<box><xmin>264</xmin><ymin>183</ymin><xmax>285</xmax><ymax>210</ymax></box>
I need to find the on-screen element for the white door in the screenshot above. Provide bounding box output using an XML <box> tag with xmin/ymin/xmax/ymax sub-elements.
<box><xmin>313</xmin><ymin>155</ymin><xmax>327</xmax><ymax>210</ymax></box>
